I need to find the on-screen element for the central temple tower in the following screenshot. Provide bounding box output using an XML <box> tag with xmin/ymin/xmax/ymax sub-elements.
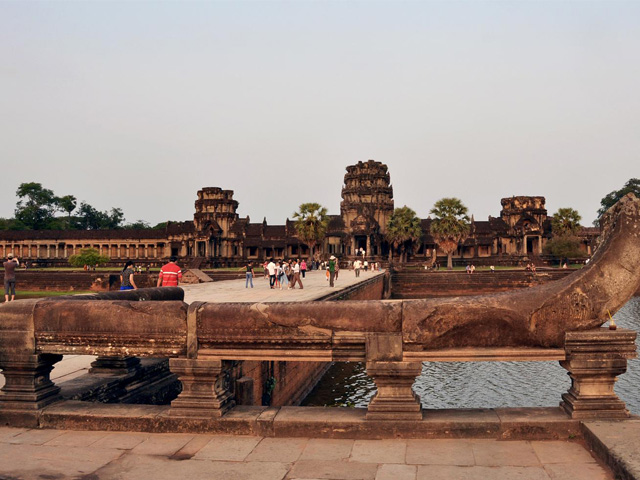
<box><xmin>340</xmin><ymin>160</ymin><xmax>394</xmax><ymax>257</ymax></box>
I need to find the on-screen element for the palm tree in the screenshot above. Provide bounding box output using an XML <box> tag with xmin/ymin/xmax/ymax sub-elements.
<box><xmin>385</xmin><ymin>206</ymin><xmax>422</xmax><ymax>263</ymax></box>
<box><xmin>293</xmin><ymin>203</ymin><xmax>329</xmax><ymax>260</ymax></box>
<box><xmin>429</xmin><ymin>198</ymin><xmax>470</xmax><ymax>270</ymax></box>
<box><xmin>57</xmin><ymin>195</ymin><xmax>77</xmax><ymax>229</ymax></box>
<box><xmin>551</xmin><ymin>208</ymin><xmax>581</xmax><ymax>237</ymax></box>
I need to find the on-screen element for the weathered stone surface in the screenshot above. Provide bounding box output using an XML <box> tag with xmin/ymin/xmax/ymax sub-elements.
<box><xmin>0</xmin><ymin>299</ymin><xmax>39</xmax><ymax>361</ymax></box>
<box><xmin>350</xmin><ymin>439</ymin><xmax>407</xmax><ymax>464</ymax></box>
<box><xmin>560</xmin><ymin>328</ymin><xmax>637</xmax><ymax>419</ymax></box>
<box><xmin>0</xmin><ymin>353</ymin><xmax>63</xmax><ymax>427</ymax></box>
<box><xmin>52</xmin><ymin>286</ymin><xmax>185</xmax><ymax>302</ymax></box>
<box><xmin>416</xmin><ymin>465</ymin><xmax>550</xmax><ymax>480</ymax></box>
<box><xmin>365</xmin><ymin>362</ymin><xmax>422</xmax><ymax>421</ymax></box>
<box><xmin>403</xmin><ymin>194</ymin><xmax>640</xmax><ymax>348</ymax></box>
<box><xmin>169</xmin><ymin>358</ymin><xmax>235</xmax><ymax>418</ymax></box>
<box><xmin>33</xmin><ymin>299</ymin><xmax>188</xmax><ymax>357</ymax></box>
<box><xmin>196</xmin><ymin>300</ymin><xmax>402</xmax><ymax>352</ymax></box>
<box><xmin>582</xmin><ymin>419</ymin><xmax>640</xmax><ymax>480</ymax></box>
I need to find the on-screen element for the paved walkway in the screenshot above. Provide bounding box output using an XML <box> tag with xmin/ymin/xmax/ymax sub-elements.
<box><xmin>181</xmin><ymin>269</ymin><xmax>383</xmax><ymax>303</ymax></box>
<box><xmin>0</xmin><ymin>426</ymin><xmax>614</xmax><ymax>480</ymax></box>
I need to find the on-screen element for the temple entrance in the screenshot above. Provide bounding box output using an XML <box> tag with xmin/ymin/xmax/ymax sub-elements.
<box><xmin>355</xmin><ymin>236</ymin><xmax>367</xmax><ymax>251</ymax></box>
<box><xmin>197</xmin><ymin>241</ymin><xmax>206</xmax><ymax>257</ymax></box>
<box><xmin>526</xmin><ymin>236</ymin><xmax>539</xmax><ymax>255</ymax></box>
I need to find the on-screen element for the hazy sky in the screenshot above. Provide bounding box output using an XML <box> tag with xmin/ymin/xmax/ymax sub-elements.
<box><xmin>1</xmin><ymin>1</ymin><xmax>638</xmax><ymax>227</ymax></box>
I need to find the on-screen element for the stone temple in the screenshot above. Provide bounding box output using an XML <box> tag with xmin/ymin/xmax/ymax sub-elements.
<box><xmin>0</xmin><ymin>160</ymin><xmax>598</xmax><ymax>267</ymax></box>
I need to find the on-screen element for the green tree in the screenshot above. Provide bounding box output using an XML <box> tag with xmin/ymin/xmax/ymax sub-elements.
<box><xmin>293</xmin><ymin>203</ymin><xmax>329</xmax><ymax>260</ymax></box>
<box><xmin>14</xmin><ymin>182</ymin><xmax>58</xmax><ymax>229</ymax></box>
<box><xmin>551</xmin><ymin>208</ymin><xmax>582</xmax><ymax>236</ymax></box>
<box><xmin>57</xmin><ymin>195</ymin><xmax>77</xmax><ymax>217</ymax></box>
<box><xmin>385</xmin><ymin>206</ymin><xmax>422</xmax><ymax>263</ymax></box>
<box><xmin>543</xmin><ymin>236</ymin><xmax>583</xmax><ymax>261</ymax></box>
<box><xmin>596</xmin><ymin>178</ymin><xmax>640</xmax><ymax>225</ymax></box>
<box><xmin>68</xmin><ymin>248</ymin><xmax>110</xmax><ymax>268</ymax></box>
<box><xmin>73</xmin><ymin>203</ymin><xmax>125</xmax><ymax>230</ymax></box>
<box><xmin>429</xmin><ymin>198</ymin><xmax>470</xmax><ymax>270</ymax></box>
<box><xmin>126</xmin><ymin>220</ymin><xmax>151</xmax><ymax>229</ymax></box>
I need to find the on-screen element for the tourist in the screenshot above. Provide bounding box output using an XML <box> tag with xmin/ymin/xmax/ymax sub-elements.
<box><xmin>490</xmin><ymin>265</ymin><xmax>495</xmax><ymax>273</ymax></box>
<box><xmin>120</xmin><ymin>261</ymin><xmax>138</xmax><ymax>290</ymax></box>
<box><xmin>263</xmin><ymin>261</ymin><xmax>269</xmax><ymax>279</ymax></box>
<box><xmin>466</xmin><ymin>264</ymin><xmax>471</xmax><ymax>274</ymax></box>
<box><xmin>157</xmin><ymin>256</ymin><xmax>182</xmax><ymax>287</ymax></box>
<box><xmin>290</xmin><ymin>260</ymin><xmax>304</xmax><ymax>289</ymax></box>
<box><xmin>363</xmin><ymin>260</ymin><xmax>368</xmax><ymax>272</ymax></box>
<box><xmin>267</xmin><ymin>258</ymin><xmax>277</xmax><ymax>288</ymax></box>
<box><xmin>300</xmin><ymin>259</ymin><xmax>307</xmax><ymax>278</ymax></box>
<box><xmin>354</xmin><ymin>259</ymin><xmax>361</xmax><ymax>277</ymax></box>
<box><xmin>245</xmin><ymin>262</ymin><xmax>254</xmax><ymax>288</ymax></box>
<box><xmin>335</xmin><ymin>260</ymin><xmax>340</xmax><ymax>280</ymax></box>
<box><xmin>328</xmin><ymin>255</ymin><xmax>336</xmax><ymax>287</ymax></box>
<box><xmin>3</xmin><ymin>253</ymin><xmax>19</xmax><ymax>302</ymax></box>
<box><xmin>278</xmin><ymin>261</ymin><xmax>289</xmax><ymax>289</ymax></box>
<box><xmin>470</xmin><ymin>264</ymin><xmax>475</xmax><ymax>274</ymax></box>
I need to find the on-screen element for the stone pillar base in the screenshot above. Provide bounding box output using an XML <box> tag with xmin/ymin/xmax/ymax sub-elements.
<box><xmin>169</xmin><ymin>358</ymin><xmax>235</xmax><ymax>418</ymax></box>
<box><xmin>90</xmin><ymin>356</ymin><xmax>141</xmax><ymax>375</ymax></box>
<box><xmin>0</xmin><ymin>354</ymin><xmax>63</xmax><ymax>427</ymax></box>
<box><xmin>561</xmin><ymin>328</ymin><xmax>637</xmax><ymax>419</ymax></box>
<box><xmin>366</xmin><ymin>361</ymin><xmax>422</xmax><ymax>421</ymax></box>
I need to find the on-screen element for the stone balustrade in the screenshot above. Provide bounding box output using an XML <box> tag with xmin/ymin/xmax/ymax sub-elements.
<box><xmin>0</xmin><ymin>288</ymin><xmax>637</xmax><ymax>427</ymax></box>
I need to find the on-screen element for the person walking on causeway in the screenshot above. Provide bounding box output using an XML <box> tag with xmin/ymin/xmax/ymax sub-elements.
<box><xmin>120</xmin><ymin>261</ymin><xmax>138</xmax><ymax>290</ymax></box>
<box><xmin>157</xmin><ymin>256</ymin><xmax>182</xmax><ymax>287</ymax></box>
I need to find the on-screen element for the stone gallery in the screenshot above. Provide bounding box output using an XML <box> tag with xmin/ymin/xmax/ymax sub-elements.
<box><xmin>0</xmin><ymin>160</ymin><xmax>598</xmax><ymax>267</ymax></box>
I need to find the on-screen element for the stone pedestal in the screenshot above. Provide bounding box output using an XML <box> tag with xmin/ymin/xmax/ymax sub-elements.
<box><xmin>0</xmin><ymin>354</ymin><xmax>63</xmax><ymax>426</ymax></box>
<box><xmin>560</xmin><ymin>328</ymin><xmax>637</xmax><ymax>419</ymax></box>
<box><xmin>168</xmin><ymin>358</ymin><xmax>235</xmax><ymax>417</ymax></box>
<box><xmin>89</xmin><ymin>356</ymin><xmax>141</xmax><ymax>375</ymax></box>
<box><xmin>365</xmin><ymin>361</ymin><xmax>422</xmax><ymax>420</ymax></box>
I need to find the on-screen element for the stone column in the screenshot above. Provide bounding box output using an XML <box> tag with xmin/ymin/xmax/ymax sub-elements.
<box><xmin>560</xmin><ymin>328</ymin><xmax>637</xmax><ymax>419</ymax></box>
<box><xmin>364</xmin><ymin>334</ymin><xmax>422</xmax><ymax>420</ymax></box>
<box><xmin>0</xmin><ymin>354</ymin><xmax>63</xmax><ymax>427</ymax></box>
<box><xmin>366</xmin><ymin>361</ymin><xmax>422</xmax><ymax>420</ymax></box>
<box><xmin>366</xmin><ymin>236</ymin><xmax>371</xmax><ymax>260</ymax></box>
<box><xmin>169</xmin><ymin>358</ymin><xmax>235</xmax><ymax>417</ymax></box>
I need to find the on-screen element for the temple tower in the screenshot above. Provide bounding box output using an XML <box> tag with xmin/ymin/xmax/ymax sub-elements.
<box><xmin>192</xmin><ymin>188</ymin><xmax>239</xmax><ymax>257</ymax></box>
<box><xmin>340</xmin><ymin>160</ymin><xmax>394</xmax><ymax>257</ymax></box>
<box><xmin>500</xmin><ymin>196</ymin><xmax>548</xmax><ymax>255</ymax></box>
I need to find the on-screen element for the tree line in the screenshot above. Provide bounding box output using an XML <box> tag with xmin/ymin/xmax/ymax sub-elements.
<box><xmin>292</xmin><ymin>178</ymin><xmax>639</xmax><ymax>269</ymax></box>
<box><xmin>0</xmin><ymin>183</ymin><xmax>164</xmax><ymax>231</ymax></box>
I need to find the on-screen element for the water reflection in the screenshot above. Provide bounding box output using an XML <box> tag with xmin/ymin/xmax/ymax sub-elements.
<box><xmin>303</xmin><ymin>297</ymin><xmax>640</xmax><ymax>413</ymax></box>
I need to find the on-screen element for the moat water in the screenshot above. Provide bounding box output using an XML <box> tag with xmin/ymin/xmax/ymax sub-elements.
<box><xmin>303</xmin><ymin>297</ymin><xmax>640</xmax><ymax>414</ymax></box>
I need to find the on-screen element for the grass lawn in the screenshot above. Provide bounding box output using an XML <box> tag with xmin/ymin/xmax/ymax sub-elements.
<box><xmin>11</xmin><ymin>290</ymin><xmax>93</xmax><ymax>299</ymax></box>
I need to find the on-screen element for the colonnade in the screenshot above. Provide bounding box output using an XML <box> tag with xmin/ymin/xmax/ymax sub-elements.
<box><xmin>0</xmin><ymin>242</ymin><xmax>169</xmax><ymax>260</ymax></box>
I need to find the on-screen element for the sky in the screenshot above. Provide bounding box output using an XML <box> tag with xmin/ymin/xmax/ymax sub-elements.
<box><xmin>1</xmin><ymin>1</ymin><xmax>638</xmax><ymax>227</ymax></box>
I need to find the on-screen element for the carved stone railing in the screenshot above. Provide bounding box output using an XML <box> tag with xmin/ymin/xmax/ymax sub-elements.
<box><xmin>0</xmin><ymin>290</ymin><xmax>636</xmax><ymax>426</ymax></box>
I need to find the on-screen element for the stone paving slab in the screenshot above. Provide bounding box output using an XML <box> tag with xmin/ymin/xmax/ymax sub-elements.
<box><xmin>0</xmin><ymin>427</ymin><xmax>616</xmax><ymax>480</ymax></box>
<box><xmin>582</xmin><ymin>419</ymin><xmax>640</xmax><ymax>480</ymax></box>
<box><xmin>181</xmin><ymin>269</ymin><xmax>383</xmax><ymax>303</ymax></box>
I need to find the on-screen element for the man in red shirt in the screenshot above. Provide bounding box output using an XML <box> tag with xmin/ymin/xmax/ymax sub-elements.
<box><xmin>157</xmin><ymin>256</ymin><xmax>182</xmax><ymax>287</ymax></box>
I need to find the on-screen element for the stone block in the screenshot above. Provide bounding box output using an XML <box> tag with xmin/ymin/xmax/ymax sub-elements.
<box><xmin>561</xmin><ymin>328</ymin><xmax>637</xmax><ymax>419</ymax></box>
<box><xmin>169</xmin><ymin>358</ymin><xmax>235</xmax><ymax>418</ymax></box>
<box><xmin>365</xmin><ymin>361</ymin><xmax>422</xmax><ymax>421</ymax></box>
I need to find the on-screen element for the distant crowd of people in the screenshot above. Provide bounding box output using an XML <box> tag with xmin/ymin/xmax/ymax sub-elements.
<box><xmin>240</xmin><ymin>256</ymin><xmax>381</xmax><ymax>290</ymax></box>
